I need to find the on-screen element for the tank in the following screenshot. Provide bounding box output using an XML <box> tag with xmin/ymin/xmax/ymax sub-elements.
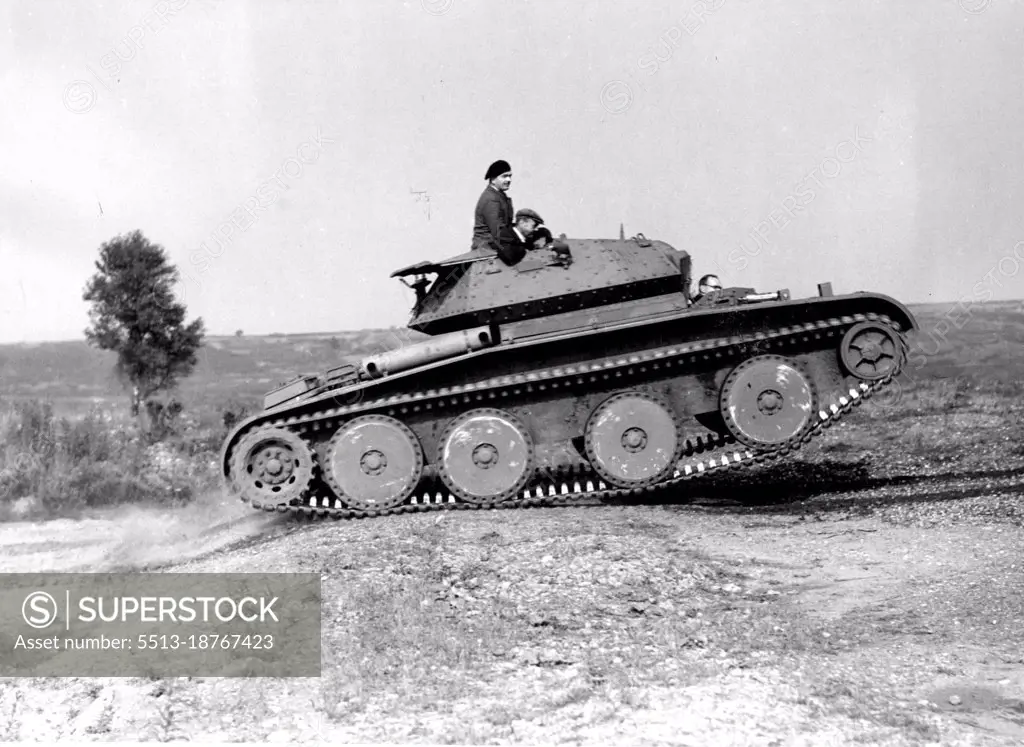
<box><xmin>220</xmin><ymin>235</ymin><xmax>917</xmax><ymax>518</ymax></box>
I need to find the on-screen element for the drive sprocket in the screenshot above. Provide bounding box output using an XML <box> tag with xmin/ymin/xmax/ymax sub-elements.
<box><xmin>840</xmin><ymin>322</ymin><xmax>904</xmax><ymax>381</ymax></box>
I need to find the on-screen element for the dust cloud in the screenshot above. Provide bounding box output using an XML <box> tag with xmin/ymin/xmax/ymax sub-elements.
<box><xmin>0</xmin><ymin>491</ymin><xmax>286</xmax><ymax>573</ymax></box>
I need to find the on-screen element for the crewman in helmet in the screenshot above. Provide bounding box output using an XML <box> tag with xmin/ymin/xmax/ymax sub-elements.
<box><xmin>693</xmin><ymin>274</ymin><xmax>723</xmax><ymax>302</ymax></box>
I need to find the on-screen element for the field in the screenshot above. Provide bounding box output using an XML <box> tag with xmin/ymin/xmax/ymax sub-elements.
<box><xmin>0</xmin><ymin>327</ymin><xmax>428</xmax><ymax>418</ymax></box>
<box><xmin>0</xmin><ymin>300</ymin><xmax>1022</xmax><ymax>743</ymax></box>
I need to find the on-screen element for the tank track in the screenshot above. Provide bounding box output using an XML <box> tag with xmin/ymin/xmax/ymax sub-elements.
<box><xmin>229</xmin><ymin>313</ymin><xmax>907</xmax><ymax>520</ymax></box>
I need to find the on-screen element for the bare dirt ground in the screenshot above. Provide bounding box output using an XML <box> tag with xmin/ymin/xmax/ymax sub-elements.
<box><xmin>1</xmin><ymin>394</ymin><xmax>1023</xmax><ymax>745</ymax></box>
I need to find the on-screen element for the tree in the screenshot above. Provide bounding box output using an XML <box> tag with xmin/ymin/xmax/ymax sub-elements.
<box><xmin>83</xmin><ymin>230</ymin><xmax>205</xmax><ymax>418</ymax></box>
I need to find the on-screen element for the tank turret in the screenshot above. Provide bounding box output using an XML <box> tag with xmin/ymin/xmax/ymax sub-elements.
<box><xmin>390</xmin><ymin>235</ymin><xmax>695</xmax><ymax>335</ymax></box>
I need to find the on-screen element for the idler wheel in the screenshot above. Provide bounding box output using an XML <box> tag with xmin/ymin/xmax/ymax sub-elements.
<box><xmin>840</xmin><ymin>322</ymin><xmax>902</xmax><ymax>381</ymax></box>
<box><xmin>720</xmin><ymin>355</ymin><xmax>817</xmax><ymax>449</ymax></box>
<box><xmin>324</xmin><ymin>415</ymin><xmax>424</xmax><ymax>510</ymax></box>
<box><xmin>437</xmin><ymin>408</ymin><xmax>534</xmax><ymax>504</ymax></box>
<box><xmin>229</xmin><ymin>426</ymin><xmax>315</xmax><ymax>506</ymax></box>
<box><xmin>583</xmin><ymin>392</ymin><xmax>683</xmax><ymax>488</ymax></box>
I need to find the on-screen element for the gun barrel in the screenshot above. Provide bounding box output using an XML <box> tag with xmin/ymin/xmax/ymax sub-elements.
<box><xmin>360</xmin><ymin>326</ymin><xmax>494</xmax><ymax>378</ymax></box>
<box><xmin>742</xmin><ymin>290</ymin><xmax>790</xmax><ymax>303</ymax></box>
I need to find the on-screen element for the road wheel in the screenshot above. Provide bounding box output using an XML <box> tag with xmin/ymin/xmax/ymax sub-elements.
<box><xmin>584</xmin><ymin>391</ymin><xmax>683</xmax><ymax>488</ymax></box>
<box><xmin>720</xmin><ymin>355</ymin><xmax>817</xmax><ymax>449</ymax></box>
<box><xmin>437</xmin><ymin>408</ymin><xmax>534</xmax><ymax>504</ymax></box>
<box><xmin>323</xmin><ymin>415</ymin><xmax>424</xmax><ymax>510</ymax></box>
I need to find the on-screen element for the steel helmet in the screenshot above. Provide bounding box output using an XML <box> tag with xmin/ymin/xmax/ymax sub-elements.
<box><xmin>698</xmin><ymin>274</ymin><xmax>722</xmax><ymax>293</ymax></box>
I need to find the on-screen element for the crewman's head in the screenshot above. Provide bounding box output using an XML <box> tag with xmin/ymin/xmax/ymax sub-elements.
<box><xmin>698</xmin><ymin>274</ymin><xmax>722</xmax><ymax>295</ymax></box>
<box><xmin>485</xmin><ymin>159</ymin><xmax>512</xmax><ymax>191</ymax></box>
<box><xmin>514</xmin><ymin>208</ymin><xmax>543</xmax><ymax>236</ymax></box>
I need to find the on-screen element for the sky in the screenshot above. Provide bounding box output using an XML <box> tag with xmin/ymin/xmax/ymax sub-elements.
<box><xmin>2</xmin><ymin>0</ymin><xmax>1023</xmax><ymax>343</ymax></box>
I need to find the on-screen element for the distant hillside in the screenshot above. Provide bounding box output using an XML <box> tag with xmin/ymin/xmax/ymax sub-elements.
<box><xmin>0</xmin><ymin>327</ymin><xmax>426</xmax><ymax>415</ymax></box>
<box><xmin>902</xmin><ymin>299</ymin><xmax>1024</xmax><ymax>383</ymax></box>
<box><xmin>0</xmin><ymin>302</ymin><xmax>1020</xmax><ymax>416</ymax></box>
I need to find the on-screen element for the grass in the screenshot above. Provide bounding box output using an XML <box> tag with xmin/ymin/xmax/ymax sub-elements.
<box><xmin>0</xmin><ymin>399</ymin><xmax>225</xmax><ymax>521</ymax></box>
<box><xmin>309</xmin><ymin>521</ymin><xmax>818</xmax><ymax>733</ymax></box>
<box><xmin>307</xmin><ymin>524</ymin><xmax>961</xmax><ymax>742</ymax></box>
<box><xmin>317</xmin><ymin>522</ymin><xmax>526</xmax><ymax>716</ymax></box>
<box><xmin>0</xmin><ymin>324</ymin><xmax>431</xmax><ymax>521</ymax></box>
<box><xmin>321</xmin><ymin>579</ymin><xmax>520</xmax><ymax>711</ymax></box>
<box><xmin>0</xmin><ymin>687</ymin><xmax>22</xmax><ymax>741</ymax></box>
<box><xmin>144</xmin><ymin>679</ymin><xmax>190</xmax><ymax>743</ymax></box>
<box><xmin>798</xmin><ymin>677</ymin><xmax>943</xmax><ymax>743</ymax></box>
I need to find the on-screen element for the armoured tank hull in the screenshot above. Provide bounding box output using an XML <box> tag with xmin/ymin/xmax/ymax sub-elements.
<box><xmin>221</xmin><ymin>233</ymin><xmax>916</xmax><ymax>519</ymax></box>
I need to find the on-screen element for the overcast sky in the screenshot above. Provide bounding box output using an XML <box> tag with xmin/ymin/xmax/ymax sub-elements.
<box><xmin>2</xmin><ymin>0</ymin><xmax>1022</xmax><ymax>343</ymax></box>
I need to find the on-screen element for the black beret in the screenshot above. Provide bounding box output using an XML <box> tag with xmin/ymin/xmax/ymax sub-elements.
<box><xmin>484</xmin><ymin>159</ymin><xmax>511</xmax><ymax>180</ymax></box>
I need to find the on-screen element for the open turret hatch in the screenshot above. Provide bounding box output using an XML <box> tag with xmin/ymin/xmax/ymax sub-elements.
<box><xmin>389</xmin><ymin>248</ymin><xmax>498</xmax><ymax>280</ymax></box>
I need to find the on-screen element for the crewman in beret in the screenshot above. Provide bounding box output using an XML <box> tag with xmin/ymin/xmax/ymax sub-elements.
<box><xmin>471</xmin><ymin>159</ymin><xmax>516</xmax><ymax>260</ymax></box>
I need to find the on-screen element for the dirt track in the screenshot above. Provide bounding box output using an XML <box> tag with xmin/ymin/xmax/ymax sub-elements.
<box><xmin>1</xmin><ymin>483</ymin><xmax>1023</xmax><ymax>742</ymax></box>
<box><xmin>1</xmin><ymin>399</ymin><xmax>1024</xmax><ymax>744</ymax></box>
<box><xmin>0</xmin><ymin>490</ymin><xmax>285</xmax><ymax>574</ymax></box>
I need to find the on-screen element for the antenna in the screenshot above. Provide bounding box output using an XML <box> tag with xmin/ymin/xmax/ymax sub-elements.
<box><xmin>410</xmin><ymin>189</ymin><xmax>431</xmax><ymax>220</ymax></box>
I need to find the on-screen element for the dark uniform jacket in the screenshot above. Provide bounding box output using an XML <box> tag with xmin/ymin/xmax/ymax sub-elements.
<box><xmin>498</xmin><ymin>228</ymin><xmax>534</xmax><ymax>266</ymax></box>
<box><xmin>472</xmin><ymin>186</ymin><xmax>515</xmax><ymax>258</ymax></box>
